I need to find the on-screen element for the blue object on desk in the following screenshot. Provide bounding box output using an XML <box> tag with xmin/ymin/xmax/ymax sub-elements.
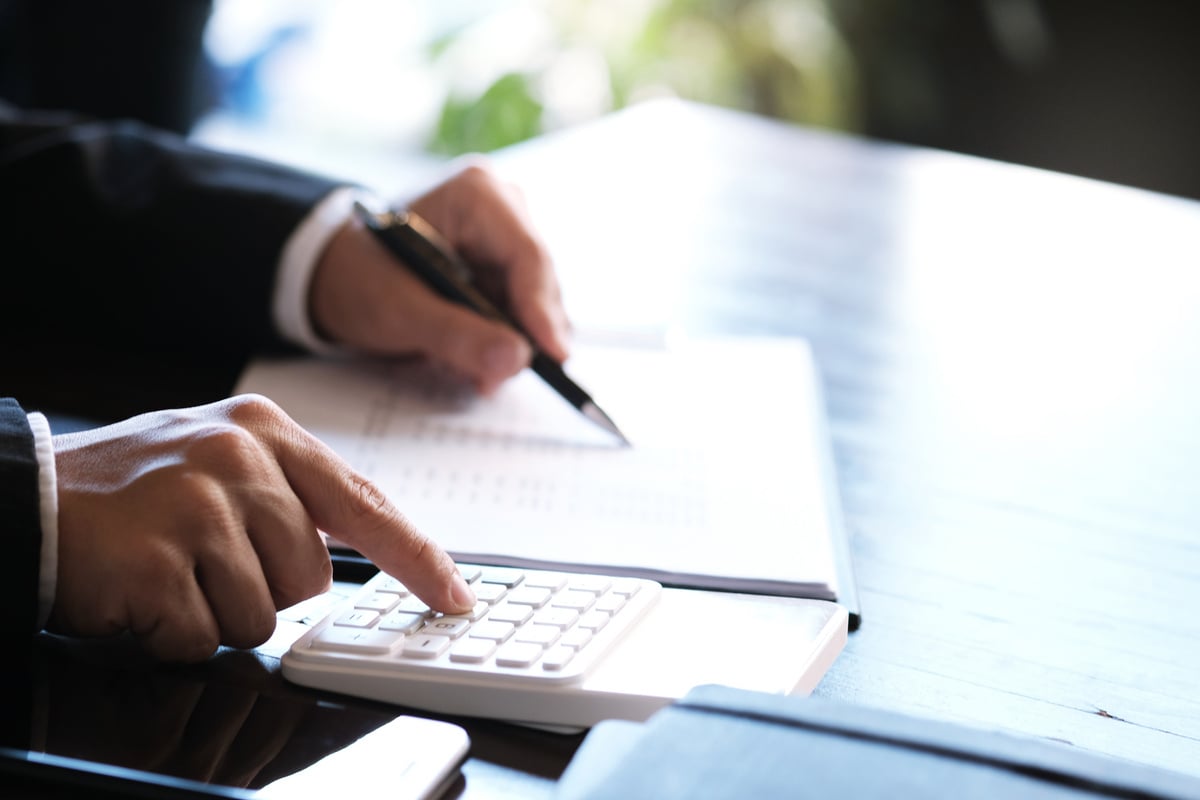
<box><xmin>555</xmin><ymin>685</ymin><xmax>1200</xmax><ymax>799</ymax></box>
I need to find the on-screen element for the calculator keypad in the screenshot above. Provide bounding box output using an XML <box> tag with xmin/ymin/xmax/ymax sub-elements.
<box><xmin>301</xmin><ymin>564</ymin><xmax>659</xmax><ymax>685</ymax></box>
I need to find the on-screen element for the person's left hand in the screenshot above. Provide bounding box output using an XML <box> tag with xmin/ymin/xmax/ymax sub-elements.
<box><xmin>308</xmin><ymin>162</ymin><xmax>571</xmax><ymax>394</ymax></box>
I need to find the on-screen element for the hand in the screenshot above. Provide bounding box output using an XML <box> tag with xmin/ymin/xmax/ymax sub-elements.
<box><xmin>49</xmin><ymin>394</ymin><xmax>476</xmax><ymax>662</ymax></box>
<box><xmin>308</xmin><ymin>162</ymin><xmax>572</xmax><ymax>394</ymax></box>
<box><xmin>42</xmin><ymin>646</ymin><xmax>309</xmax><ymax>788</ymax></box>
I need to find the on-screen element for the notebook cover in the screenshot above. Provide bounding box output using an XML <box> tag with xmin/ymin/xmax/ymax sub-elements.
<box><xmin>555</xmin><ymin>685</ymin><xmax>1199</xmax><ymax>799</ymax></box>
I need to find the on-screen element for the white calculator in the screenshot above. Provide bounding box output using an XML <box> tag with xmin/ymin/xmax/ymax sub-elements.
<box><xmin>281</xmin><ymin>563</ymin><xmax>849</xmax><ymax>731</ymax></box>
<box><xmin>282</xmin><ymin>564</ymin><xmax>662</xmax><ymax>729</ymax></box>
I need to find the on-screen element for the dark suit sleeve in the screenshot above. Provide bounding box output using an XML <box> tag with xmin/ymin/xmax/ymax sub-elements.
<box><xmin>0</xmin><ymin>101</ymin><xmax>344</xmax><ymax>369</ymax></box>
<box><xmin>0</xmin><ymin>398</ymin><xmax>42</xmax><ymax>636</ymax></box>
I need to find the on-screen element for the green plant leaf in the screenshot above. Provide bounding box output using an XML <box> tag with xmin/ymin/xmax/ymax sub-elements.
<box><xmin>429</xmin><ymin>72</ymin><xmax>544</xmax><ymax>155</ymax></box>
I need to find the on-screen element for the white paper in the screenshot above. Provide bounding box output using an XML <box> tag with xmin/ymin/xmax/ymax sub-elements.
<box><xmin>236</xmin><ymin>337</ymin><xmax>839</xmax><ymax>599</ymax></box>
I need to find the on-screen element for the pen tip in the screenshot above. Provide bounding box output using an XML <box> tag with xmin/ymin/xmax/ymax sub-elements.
<box><xmin>581</xmin><ymin>403</ymin><xmax>632</xmax><ymax>447</ymax></box>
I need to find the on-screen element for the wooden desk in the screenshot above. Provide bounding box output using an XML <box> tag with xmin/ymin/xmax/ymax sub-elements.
<box><xmin>16</xmin><ymin>100</ymin><xmax>1197</xmax><ymax>798</ymax></box>
<box><xmin>487</xmin><ymin>98</ymin><xmax>1200</xmax><ymax>784</ymax></box>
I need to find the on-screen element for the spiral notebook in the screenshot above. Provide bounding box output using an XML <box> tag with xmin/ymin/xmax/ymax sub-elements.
<box><xmin>236</xmin><ymin>335</ymin><xmax>860</xmax><ymax>628</ymax></box>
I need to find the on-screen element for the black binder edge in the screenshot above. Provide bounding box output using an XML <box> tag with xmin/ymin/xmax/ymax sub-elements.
<box><xmin>810</xmin><ymin>363</ymin><xmax>862</xmax><ymax>632</ymax></box>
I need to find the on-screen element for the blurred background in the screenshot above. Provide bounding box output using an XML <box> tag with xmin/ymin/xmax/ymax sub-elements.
<box><xmin>206</xmin><ymin>0</ymin><xmax>1200</xmax><ymax>200</ymax></box>
<box><xmin>3</xmin><ymin>0</ymin><xmax>1198</xmax><ymax>200</ymax></box>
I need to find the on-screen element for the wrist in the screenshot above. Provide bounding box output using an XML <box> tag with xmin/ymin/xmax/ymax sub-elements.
<box><xmin>274</xmin><ymin>187</ymin><xmax>383</xmax><ymax>354</ymax></box>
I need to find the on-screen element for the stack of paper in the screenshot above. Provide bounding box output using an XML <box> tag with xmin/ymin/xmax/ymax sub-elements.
<box><xmin>237</xmin><ymin>336</ymin><xmax>845</xmax><ymax>603</ymax></box>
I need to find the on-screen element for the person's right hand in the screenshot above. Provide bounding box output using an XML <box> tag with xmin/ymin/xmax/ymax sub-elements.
<box><xmin>48</xmin><ymin>394</ymin><xmax>475</xmax><ymax>662</ymax></box>
<box><xmin>308</xmin><ymin>162</ymin><xmax>571</xmax><ymax>396</ymax></box>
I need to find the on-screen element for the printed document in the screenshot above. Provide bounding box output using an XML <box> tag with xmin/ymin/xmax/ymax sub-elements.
<box><xmin>236</xmin><ymin>336</ymin><xmax>840</xmax><ymax>599</ymax></box>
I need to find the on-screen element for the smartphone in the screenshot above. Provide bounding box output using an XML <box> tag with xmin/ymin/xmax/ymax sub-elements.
<box><xmin>0</xmin><ymin>635</ymin><xmax>469</xmax><ymax>800</ymax></box>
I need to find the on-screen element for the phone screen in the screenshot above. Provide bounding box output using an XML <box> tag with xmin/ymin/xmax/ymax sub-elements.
<box><xmin>0</xmin><ymin>633</ymin><xmax>469</xmax><ymax>799</ymax></box>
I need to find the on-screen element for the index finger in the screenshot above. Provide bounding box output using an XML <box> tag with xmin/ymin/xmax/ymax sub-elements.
<box><xmin>263</xmin><ymin>411</ymin><xmax>475</xmax><ymax>614</ymax></box>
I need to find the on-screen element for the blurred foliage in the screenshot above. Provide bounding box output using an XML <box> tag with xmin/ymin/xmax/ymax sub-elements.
<box><xmin>427</xmin><ymin>0</ymin><xmax>862</xmax><ymax>155</ymax></box>
<box><xmin>432</xmin><ymin>72</ymin><xmax>544</xmax><ymax>154</ymax></box>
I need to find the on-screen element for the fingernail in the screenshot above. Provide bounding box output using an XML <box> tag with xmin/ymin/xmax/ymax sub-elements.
<box><xmin>451</xmin><ymin>574</ymin><xmax>476</xmax><ymax>610</ymax></box>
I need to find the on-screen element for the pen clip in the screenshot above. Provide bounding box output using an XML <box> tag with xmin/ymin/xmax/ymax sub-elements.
<box><xmin>354</xmin><ymin>201</ymin><xmax>511</xmax><ymax>327</ymax></box>
<box><xmin>359</xmin><ymin>203</ymin><xmax>475</xmax><ymax>285</ymax></box>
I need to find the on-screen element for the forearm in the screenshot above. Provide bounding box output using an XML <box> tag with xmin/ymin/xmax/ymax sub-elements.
<box><xmin>0</xmin><ymin>103</ymin><xmax>343</xmax><ymax>362</ymax></box>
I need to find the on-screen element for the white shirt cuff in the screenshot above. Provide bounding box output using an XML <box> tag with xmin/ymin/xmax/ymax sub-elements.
<box><xmin>273</xmin><ymin>186</ymin><xmax>382</xmax><ymax>354</ymax></box>
<box><xmin>27</xmin><ymin>412</ymin><xmax>58</xmax><ymax>630</ymax></box>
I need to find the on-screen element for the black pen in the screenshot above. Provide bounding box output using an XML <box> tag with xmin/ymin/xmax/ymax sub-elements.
<box><xmin>354</xmin><ymin>201</ymin><xmax>630</xmax><ymax>446</ymax></box>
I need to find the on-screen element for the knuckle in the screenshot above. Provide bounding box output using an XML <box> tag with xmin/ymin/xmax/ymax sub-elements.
<box><xmin>223</xmin><ymin>393</ymin><xmax>287</xmax><ymax>427</ymax></box>
<box><xmin>227</xmin><ymin>606</ymin><xmax>277</xmax><ymax>650</ymax></box>
<box><xmin>456</xmin><ymin>162</ymin><xmax>495</xmax><ymax>189</ymax></box>
<box><xmin>246</xmin><ymin>613</ymin><xmax>277</xmax><ymax>647</ymax></box>
<box><xmin>170</xmin><ymin>469</ymin><xmax>232</xmax><ymax>520</ymax></box>
<box><xmin>406</xmin><ymin>531</ymin><xmax>437</xmax><ymax>570</ymax></box>
<box><xmin>272</xmin><ymin>557</ymin><xmax>332</xmax><ymax>610</ymax></box>
<box><xmin>186</xmin><ymin>423</ymin><xmax>267</xmax><ymax>479</ymax></box>
<box><xmin>308</xmin><ymin>554</ymin><xmax>334</xmax><ymax>593</ymax></box>
<box><xmin>514</xmin><ymin>229</ymin><xmax>549</xmax><ymax>268</ymax></box>
<box><xmin>140</xmin><ymin>546</ymin><xmax>188</xmax><ymax>582</ymax></box>
<box><xmin>345</xmin><ymin>472</ymin><xmax>395</xmax><ymax>527</ymax></box>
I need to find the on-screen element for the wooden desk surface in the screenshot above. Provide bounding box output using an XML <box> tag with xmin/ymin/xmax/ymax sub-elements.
<box><xmin>17</xmin><ymin>100</ymin><xmax>1196</xmax><ymax>799</ymax></box>
<box><xmin>482</xmin><ymin>98</ymin><xmax>1200</xmax><ymax>786</ymax></box>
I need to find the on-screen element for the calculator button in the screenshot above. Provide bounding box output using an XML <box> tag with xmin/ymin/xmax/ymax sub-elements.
<box><xmin>395</xmin><ymin>595</ymin><xmax>432</xmax><ymax>615</ymax></box>
<box><xmin>533</xmin><ymin>607</ymin><xmax>579</xmax><ymax>629</ymax></box>
<box><xmin>468</xmin><ymin>620</ymin><xmax>515</xmax><ymax>642</ymax></box>
<box><xmin>312</xmin><ymin>626</ymin><xmax>402</xmax><ymax>654</ymax></box>
<box><xmin>458</xmin><ymin>601</ymin><xmax>490</xmax><ymax>621</ymax></box>
<box><xmin>551</xmin><ymin>590</ymin><xmax>596</xmax><ymax>612</ymax></box>
<box><xmin>355</xmin><ymin>592</ymin><xmax>400</xmax><ymax>613</ymax></box>
<box><xmin>594</xmin><ymin>594</ymin><xmax>627</xmax><ymax>615</ymax></box>
<box><xmin>522</xmin><ymin>572</ymin><xmax>568</xmax><ymax>591</ymax></box>
<box><xmin>403</xmin><ymin>634</ymin><xmax>452</xmax><ymax>659</ymax></box>
<box><xmin>559</xmin><ymin>627</ymin><xmax>593</xmax><ymax>649</ymax></box>
<box><xmin>473</xmin><ymin>582</ymin><xmax>509</xmax><ymax>604</ymax></box>
<box><xmin>450</xmin><ymin>637</ymin><xmax>497</xmax><ymax>663</ymax></box>
<box><xmin>566</xmin><ymin>576</ymin><xmax>611</xmax><ymax>595</ymax></box>
<box><xmin>487</xmin><ymin>603</ymin><xmax>534</xmax><ymax>625</ymax></box>
<box><xmin>378</xmin><ymin>611</ymin><xmax>426</xmax><ymax>633</ymax></box>
<box><xmin>422</xmin><ymin>617</ymin><xmax>471</xmax><ymax>639</ymax></box>
<box><xmin>610</xmin><ymin>580</ymin><xmax>641</xmax><ymax>597</ymax></box>
<box><xmin>438</xmin><ymin>606</ymin><xmax>488</xmax><ymax>628</ymax></box>
<box><xmin>458</xmin><ymin>564</ymin><xmax>483</xmax><ymax>583</ymax></box>
<box><xmin>541</xmin><ymin>646</ymin><xmax>576</xmax><ymax>671</ymax></box>
<box><xmin>515</xmin><ymin>624</ymin><xmax>561</xmax><ymax>647</ymax></box>
<box><xmin>334</xmin><ymin>609</ymin><xmax>380</xmax><ymax>628</ymax></box>
<box><xmin>375</xmin><ymin>576</ymin><xmax>410</xmax><ymax>595</ymax></box>
<box><xmin>495</xmin><ymin>642</ymin><xmax>543</xmax><ymax>668</ymax></box>
<box><xmin>577</xmin><ymin>611</ymin><xmax>610</xmax><ymax>632</ymax></box>
<box><xmin>478</xmin><ymin>567</ymin><xmax>525</xmax><ymax>587</ymax></box>
<box><xmin>506</xmin><ymin>586</ymin><xmax>553</xmax><ymax>607</ymax></box>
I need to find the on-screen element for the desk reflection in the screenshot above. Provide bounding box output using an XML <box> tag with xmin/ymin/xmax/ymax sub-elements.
<box><xmin>1</xmin><ymin>633</ymin><xmax>459</xmax><ymax>796</ymax></box>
